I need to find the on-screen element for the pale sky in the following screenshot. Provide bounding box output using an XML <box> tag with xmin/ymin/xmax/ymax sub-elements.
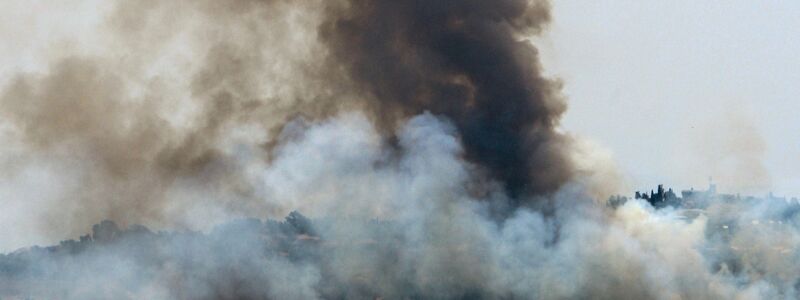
<box><xmin>538</xmin><ymin>1</ymin><xmax>800</xmax><ymax>196</ymax></box>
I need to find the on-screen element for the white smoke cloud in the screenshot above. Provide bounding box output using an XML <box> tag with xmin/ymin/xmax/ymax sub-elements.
<box><xmin>0</xmin><ymin>1</ymin><xmax>798</xmax><ymax>299</ymax></box>
<box><xmin>247</xmin><ymin>112</ymin><xmax>800</xmax><ymax>298</ymax></box>
<box><xmin>1</xmin><ymin>110</ymin><xmax>798</xmax><ymax>299</ymax></box>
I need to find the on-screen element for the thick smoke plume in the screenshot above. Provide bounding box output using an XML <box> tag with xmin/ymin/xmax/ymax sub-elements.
<box><xmin>0</xmin><ymin>0</ymin><xmax>572</xmax><ymax>242</ymax></box>
<box><xmin>320</xmin><ymin>0</ymin><xmax>571</xmax><ymax>200</ymax></box>
<box><xmin>1</xmin><ymin>0</ymin><xmax>798</xmax><ymax>299</ymax></box>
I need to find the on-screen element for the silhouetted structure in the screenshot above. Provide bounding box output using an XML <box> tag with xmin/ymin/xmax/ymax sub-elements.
<box><xmin>608</xmin><ymin>182</ymin><xmax>800</xmax><ymax>220</ymax></box>
<box><xmin>634</xmin><ymin>184</ymin><xmax>680</xmax><ymax>208</ymax></box>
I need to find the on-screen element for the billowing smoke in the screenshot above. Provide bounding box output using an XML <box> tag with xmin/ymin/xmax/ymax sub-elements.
<box><xmin>0</xmin><ymin>0</ymin><xmax>798</xmax><ymax>299</ymax></box>
<box><xmin>319</xmin><ymin>0</ymin><xmax>571</xmax><ymax>201</ymax></box>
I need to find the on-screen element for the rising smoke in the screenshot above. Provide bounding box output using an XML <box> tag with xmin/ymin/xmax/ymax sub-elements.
<box><xmin>319</xmin><ymin>0</ymin><xmax>572</xmax><ymax>201</ymax></box>
<box><xmin>0</xmin><ymin>0</ymin><xmax>798</xmax><ymax>299</ymax></box>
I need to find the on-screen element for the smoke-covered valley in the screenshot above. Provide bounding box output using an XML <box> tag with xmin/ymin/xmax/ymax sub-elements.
<box><xmin>0</xmin><ymin>0</ymin><xmax>798</xmax><ymax>299</ymax></box>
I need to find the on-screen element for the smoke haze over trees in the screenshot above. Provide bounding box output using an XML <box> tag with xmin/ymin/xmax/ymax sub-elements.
<box><xmin>0</xmin><ymin>0</ymin><xmax>799</xmax><ymax>299</ymax></box>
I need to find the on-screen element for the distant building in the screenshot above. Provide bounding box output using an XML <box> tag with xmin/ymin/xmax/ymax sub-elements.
<box><xmin>608</xmin><ymin>182</ymin><xmax>800</xmax><ymax>219</ymax></box>
<box><xmin>633</xmin><ymin>184</ymin><xmax>681</xmax><ymax>208</ymax></box>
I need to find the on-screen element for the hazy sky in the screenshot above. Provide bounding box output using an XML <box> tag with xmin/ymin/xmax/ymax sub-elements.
<box><xmin>538</xmin><ymin>1</ymin><xmax>800</xmax><ymax>196</ymax></box>
<box><xmin>0</xmin><ymin>1</ymin><xmax>798</xmax><ymax>197</ymax></box>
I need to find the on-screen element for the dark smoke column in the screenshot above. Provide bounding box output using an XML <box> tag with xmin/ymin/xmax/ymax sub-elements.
<box><xmin>321</xmin><ymin>0</ymin><xmax>572</xmax><ymax>202</ymax></box>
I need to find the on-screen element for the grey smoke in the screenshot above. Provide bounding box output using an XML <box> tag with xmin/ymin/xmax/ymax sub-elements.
<box><xmin>0</xmin><ymin>0</ymin><xmax>798</xmax><ymax>299</ymax></box>
<box><xmin>319</xmin><ymin>0</ymin><xmax>572</xmax><ymax>202</ymax></box>
<box><xmin>4</xmin><ymin>114</ymin><xmax>798</xmax><ymax>298</ymax></box>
